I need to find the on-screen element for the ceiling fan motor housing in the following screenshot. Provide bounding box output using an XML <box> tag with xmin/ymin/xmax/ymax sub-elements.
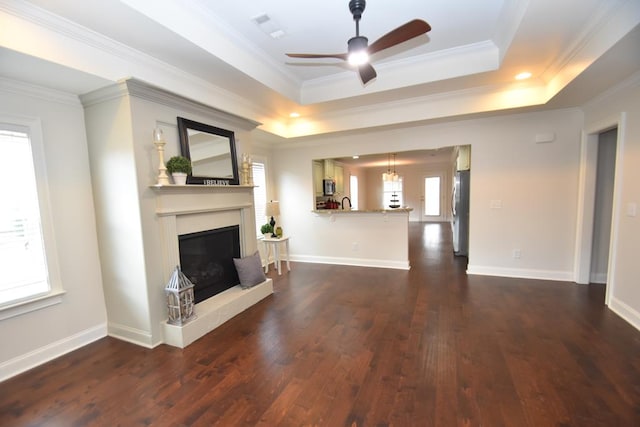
<box><xmin>349</xmin><ymin>0</ymin><xmax>366</xmax><ymax>21</ymax></box>
<box><xmin>348</xmin><ymin>36</ymin><xmax>369</xmax><ymax>53</ymax></box>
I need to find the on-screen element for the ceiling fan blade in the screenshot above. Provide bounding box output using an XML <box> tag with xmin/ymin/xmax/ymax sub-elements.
<box><xmin>368</xmin><ymin>19</ymin><xmax>431</xmax><ymax>55</ymax></box>
<box><xmin>286</xmin><ymin>53</ymin><xmax>348</xmax><ymax>60</ymax></box>
<box><xmin>358</xmin><ymin>63</ymin><xmax>377</xmax><ymax>84</ymax></box>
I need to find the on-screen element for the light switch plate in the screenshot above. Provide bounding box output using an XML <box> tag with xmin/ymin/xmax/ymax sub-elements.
<box><xmin>627</xmin><ymin>202</ymin><xmax>637</xmax><ymax>217</ymax></box>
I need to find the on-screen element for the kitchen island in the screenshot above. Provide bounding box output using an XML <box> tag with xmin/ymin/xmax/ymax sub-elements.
<box><xmin>297</xmin><ymin>208</ymin><xmax>413</xmax><ymax>270</ymax></box>
<box><xmin>312</xmin><ymin>208</ymin><xmax>413</xmax><ymax>214</ymax></box>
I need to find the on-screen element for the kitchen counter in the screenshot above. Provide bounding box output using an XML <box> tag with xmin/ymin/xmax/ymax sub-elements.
<box><xmin>307</xmin><ymin>207</ymin><xmax>412</xmax><ymax>270</ymax></box>
<box><xmin>312</xmin><ymin>208</ymin><xmax>413</xmax><ymax>214</ymax></box>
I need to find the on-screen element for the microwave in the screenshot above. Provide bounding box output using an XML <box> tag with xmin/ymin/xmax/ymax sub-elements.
<box><xmin>323</xmin><ymin>179</ymin><xmax>336</xmax><ymax>196</ymax></box>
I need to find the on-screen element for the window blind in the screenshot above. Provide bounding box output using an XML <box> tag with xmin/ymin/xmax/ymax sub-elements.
<box><xmin>252</xmin><ymin>162</ymin><xmax>267</xmax><ymax>235</ymax></box>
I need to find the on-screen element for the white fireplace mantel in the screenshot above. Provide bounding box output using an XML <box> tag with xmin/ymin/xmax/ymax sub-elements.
<box><xmin>151</xmin><ymin>184</ymin><xmax>256</xmax><ymax>214</ymax></box>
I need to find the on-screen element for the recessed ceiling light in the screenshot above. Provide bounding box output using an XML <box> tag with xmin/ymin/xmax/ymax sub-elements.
<box><xmin>515</xmin><ymin>72</ymin><xmax>532</xmax><ymax>80</ymax></box>
<box><xmin>269</xmin><ymin>29</ymin><xmax>285</xmax><ymax>39</ymax></box>
<box><xmin>352</xmin><ymin>155</ymin><xmax>360</xmax><ymax>159</ymax></box>
<box><xmin>289</xmin><ymin>112</ymin><xmax>300</xmax><ymax>118</ymax></box>
<box><xmin>252</xmin><ymin>13</ymin><xmax>286</xmax><ymax>39</ymax></box>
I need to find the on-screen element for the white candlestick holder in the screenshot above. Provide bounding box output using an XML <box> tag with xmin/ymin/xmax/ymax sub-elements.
<box><xmin>153</xmin><ymin>127</ymin><xmax>170</xmax><ymax>186</ymax></box>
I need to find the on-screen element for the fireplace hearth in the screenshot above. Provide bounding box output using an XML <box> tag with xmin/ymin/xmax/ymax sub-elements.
<box><xmin>179</xmin><ymin>225</ymin><xmax>241</xmax><ymax>304</ymax></box>
<box><xmin>153</xmin><ymin>184</ymin><xmax>273</xmax><ymax>348</ymax></box>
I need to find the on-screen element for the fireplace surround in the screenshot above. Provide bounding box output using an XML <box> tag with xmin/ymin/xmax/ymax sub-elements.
<box><xmin>153</xmin><ymin>184</ymin><xmax>273</xmax><ymax>348</ymax></box>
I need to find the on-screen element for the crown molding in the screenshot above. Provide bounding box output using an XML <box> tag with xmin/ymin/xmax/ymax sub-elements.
<box><xmin>81</xmin><ymin>78</ymin><xmax>261</xmax><ymax>131</ymax></box>
<box><xmin>492</xmin><ymin>0</ymin><xmax>529</xmax><ymax>63</ymax></box>
<box><xmin>300</xmin><ymin>41</ymin><xmax>499</xmax><ymax>105</ymax></box>
<box><xmin>0</xmin><ymin>77</ymin><xmax>81</xmax><ymax>107</ymax></box>
<box><xmin>285</xmin><ymin>79</ymin><xmax>551</xmax><ymax>137</ymax></box>
<box><xmin>120</xmin><ymin>0</ymin><xmax>301</xmax><ymax>100</ymax></box>
<box><xmin>2</xmin><ymin>0</ymin><xmax>284</xmax><ymax>129</ymax></box>
<box><xmin>1</xmin><ymin>0</ymin><xmax>150</xmax><ymax>66</ymax></box>
<box><xmin>541</xmin><ymin>0</ymin><xmax>638</xmax><ymax>84</ymax></box>
<box><xmin>583</xmin><ymin>69</ymin><xmax>640</xmax><ymax>110</ymax></box>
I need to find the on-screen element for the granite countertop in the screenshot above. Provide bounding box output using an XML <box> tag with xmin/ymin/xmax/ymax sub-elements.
<box><xmin>312</xmin><ymin>207</ymin><xmax>413</xmax><ymax>214</ymax></box>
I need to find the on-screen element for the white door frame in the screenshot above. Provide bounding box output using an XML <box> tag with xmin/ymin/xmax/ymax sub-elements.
<box><xmin>573</xmin><ymin>112</ymin><xmax>626</xmax><ymax>306</ymax></box>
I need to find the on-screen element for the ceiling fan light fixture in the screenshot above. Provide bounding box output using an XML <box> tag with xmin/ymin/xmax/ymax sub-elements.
<box><xmin>347</xmin><ymin>36</ymin><xmax>369</xmax><ymax>65</ymax></box>
<box><xmin>348</xmin><ymin>51</ymin><xmax>369</xmax><ymax>66</ymax></box>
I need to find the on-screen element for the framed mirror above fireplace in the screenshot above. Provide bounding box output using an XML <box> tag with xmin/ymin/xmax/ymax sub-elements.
<box><xmin>177</xmin><ymin>117</ymin><xmax>240</xmax><ymax>185</ymax></box>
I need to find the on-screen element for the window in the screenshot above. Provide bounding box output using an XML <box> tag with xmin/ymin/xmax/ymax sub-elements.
<box><xmin>349</xmin><ymin>175</ymin><xmax>359</xmax><ymax>210</ymax></box>
<box><xmin>424</xmin><ymin>176</ymin><xmax>441</xmax><ymax>216</ymax></box>
<box><xmin>252</xmin><ymin>161</ymin><xmax>267</xmax><ymax>236</ymax></box>
<box><xmin>0</xmin><ymin>120</ymin><xmax>62</xmax><ymax>312</ymax></box>
<box><xmin>383</xmin><ymin>176</ymin><xmax>403</xmax><ymax>208</ymax></box>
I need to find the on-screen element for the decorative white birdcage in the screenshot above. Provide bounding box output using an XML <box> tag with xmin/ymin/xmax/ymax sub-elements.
<box><xmin>165</xmin><ymin>265</ymin><xmax>196</xmax><ymax>325</ymax></box>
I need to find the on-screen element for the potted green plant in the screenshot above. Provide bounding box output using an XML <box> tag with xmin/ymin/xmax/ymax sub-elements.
<box><xmin>260</xmin><ymin>223</ymin><xmax>273</xmax><ymax>238</ymax></box>
<box><xmin>166</xmin><ymin>156</ymin><xmax>192</xmax><ymax>185</ymax></box>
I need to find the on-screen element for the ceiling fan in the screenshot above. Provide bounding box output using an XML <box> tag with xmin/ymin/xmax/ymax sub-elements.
<box><xmin>285</xmin><ymin>0</ymin><xmax>431</xmax><ymax>85</ymax></box>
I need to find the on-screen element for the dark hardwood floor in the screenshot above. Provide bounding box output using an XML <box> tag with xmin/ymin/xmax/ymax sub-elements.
<box><xmin>1</xmin><ymin>223</ymin><xmax>639</xmax><ymax>426</ymax></box>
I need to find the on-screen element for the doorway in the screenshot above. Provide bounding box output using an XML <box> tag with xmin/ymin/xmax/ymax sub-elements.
<box><xmin>589</xmin><ymin>129</ymin><xmax>617</xmax><ymax>284</ymax></box>
<box><xmin>574</xmin><ymin>113</ymin><xmax>626</xmax><ymax>306</ymax></box>
<box><xmin>422</xmin><ymin>174</ymin><xmax>445</xmax><ymax>222</ymax></box>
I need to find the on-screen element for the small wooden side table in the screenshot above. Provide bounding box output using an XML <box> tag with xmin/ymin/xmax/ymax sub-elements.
<box><xmin>262</xmin><ymin>236</ymin><xmax>291</xmax><ymax>275</ymax></box>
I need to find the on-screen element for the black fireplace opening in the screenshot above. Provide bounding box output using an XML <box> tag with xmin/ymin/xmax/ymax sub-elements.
<box><xmin>178</xmin><ymin>225</ymin><xmax>241</xmax><ymax>304</ymax></box>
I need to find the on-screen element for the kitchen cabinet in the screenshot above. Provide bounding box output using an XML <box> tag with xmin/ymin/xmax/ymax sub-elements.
<box><xmin>313</xmin><ymin>161</ymin><xmax>324</xmax><ymax>196</ymax></box>
<box><xmin>456</xmin><ymin>145</ymin><xmax>471</xmax><ymax>171</ymax></box>
<box><xmin>335</xmin><ymin>164</ymin><xmax>344</xmax><ymax>194</ymax></box>
<box><xmin>323</xmin><ymin>159</ymin><xmax>335</xmax><ymax>178</ymax></box>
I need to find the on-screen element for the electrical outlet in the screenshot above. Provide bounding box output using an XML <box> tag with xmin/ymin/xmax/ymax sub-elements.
<box><xmin>352</xmin><ymin>242</ymin><xmax>359</xmax><ymax>251</ymax></box>
<box><xmin>513</xmin><ymin>249</ymin><xmax>521</xmax><ymax>259</ymax></box>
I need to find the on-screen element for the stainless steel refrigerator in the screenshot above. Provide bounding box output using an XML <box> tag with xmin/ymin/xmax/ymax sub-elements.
<box><xmin>452</xmin><ymin>170</ymin><xmax>470</xmax><ymax>256</ymax></box>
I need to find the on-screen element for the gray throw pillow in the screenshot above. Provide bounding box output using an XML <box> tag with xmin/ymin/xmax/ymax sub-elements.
<box><xmin>233</xmin><ymin>251</ymin><xmax>266</xmax><ymax>289</ymax></box>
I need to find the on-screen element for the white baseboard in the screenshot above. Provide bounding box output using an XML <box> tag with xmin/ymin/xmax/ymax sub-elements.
<box><xmin>291</xmin><ymin>255</ymin><xmax>410</xmax><ymax>270</ymax></box>
<box><xmin>609</xmin><ymin>296</ymin><xmax>640</xmax><ymax>331</ymax></box>
<box><xmin>107</xmin><ymin>322</ymin><xmax>157</xmax><ymax>349</ymax></box>
<box><xmin>466</xmin><ymin>265</ymin><xmax>573</xmax><ymax>282</ymax></box>
<box><xmin>0</xmin><ymin>323</ymin><xmax>107</xmax><ymax>382</ymax></box>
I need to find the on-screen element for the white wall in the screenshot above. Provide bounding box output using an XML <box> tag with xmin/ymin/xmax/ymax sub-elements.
<box><xmin>0</xmin><ymin>79</ymin><xmax>107</xmax><ymax>381</ymax></box>
<box><xmin>467</xmin><ymin>109</ymin><xmax>583</xmax><ymax>280</ymax></box>
<box><xmin>272</xmin><ymin>109</ymin><xmax>584</xmax><ymax>280</ymax></box>
<box><xmin>582</xmin><ymin>74</ymin><xmax>640</xmax><ymax>330</ymax></box>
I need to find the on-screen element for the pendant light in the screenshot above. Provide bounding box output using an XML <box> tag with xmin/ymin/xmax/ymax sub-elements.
<box><xmin>391</xmin><ymin>153</ymin><xmax>399</xmax><ymax>182</ymax></box>
<box><xmin>389</xmin><ymin>154</ymin><xmax>400</xmax><ymax>208</ymax></box>
<box><xmin>382</xmin><ymin>153</ymin><xmax>392</xmax><ymax>182</ymax></box>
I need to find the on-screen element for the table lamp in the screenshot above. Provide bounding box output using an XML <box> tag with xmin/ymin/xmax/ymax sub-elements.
<box><xmin>265</xmin><ymin>201</ymin><xmax>280</xmax><ymax>237</ymax></box>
